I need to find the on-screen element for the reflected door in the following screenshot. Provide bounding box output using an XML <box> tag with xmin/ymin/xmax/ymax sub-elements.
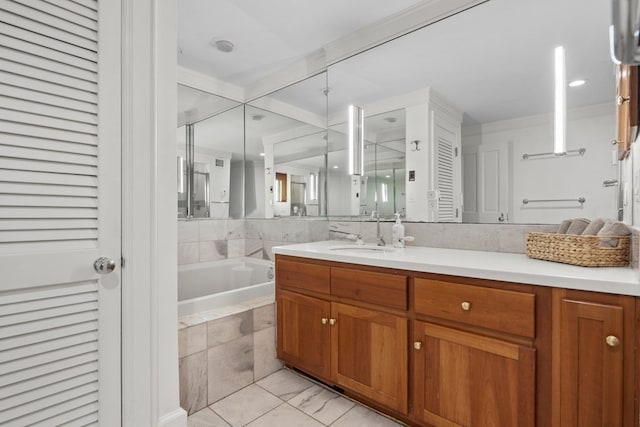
<box><xmin>464</xmin><ymin>142</ymin><xmax>510</xmax><ymax>223</ymax></box>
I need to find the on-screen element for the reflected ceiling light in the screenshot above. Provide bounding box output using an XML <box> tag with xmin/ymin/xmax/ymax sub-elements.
<box><xmin>348</xmin><ymin>105</ymin><xmax>364</xmax><ymax>175</ymax></box>
<box><xmin>569</xmin><ymin>79</ymin><xmax>587</xmax><ymax>87</ymax></box>
<box><xmin>333</xmin><ymin>165</ymin><xmax>339</xmax><ymax>169</ymax></box>
<box><xmin>554</xmin><ymin>46</ymin><xmax>567</xmax><ymax>155</ymax></box>
<box><xmin>384</xmin><ymin>117</ymin><xmax>397</xmax><ymax>123</ymax></box>
<box><xmin>259</xmin><ymin>152</ymin><xmax>265</xmax><ymax>157</ymax></box>
<box><xmin>252</xmin><ymin>114</ymin><xmax>264</xmax><ymax>121</ymax></box>
<box><xmin>212</xmin><ymin>39</ymin><xmax>235</xmax><ymax>53</ymax></box>
<box><xmin>385</xmin><ymin>175</ymin><xmax>391</xmax><ymax>178</ymax></box>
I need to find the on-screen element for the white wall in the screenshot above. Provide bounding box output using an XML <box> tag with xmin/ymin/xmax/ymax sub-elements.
<box><xmin>462</xmin><ymin>104</ymin><xmax>618</xmax><ymax>224</ymax></box>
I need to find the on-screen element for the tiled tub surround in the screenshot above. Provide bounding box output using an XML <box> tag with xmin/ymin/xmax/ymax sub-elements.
<box><xmin>178</xmin><ymin>297</ymin><xmax>283</xmax><ymax>415</ymax></box>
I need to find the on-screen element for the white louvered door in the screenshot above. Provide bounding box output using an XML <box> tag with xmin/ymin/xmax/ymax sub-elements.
<box><xmin>432</xmin><ymin>113</ymin><xmax>461</xmax><ymax>222</ymax></box>
<box><xmin>0</xmin><ymin>1</ymin><xmax>121</xmax><ymax>426</ymax></box>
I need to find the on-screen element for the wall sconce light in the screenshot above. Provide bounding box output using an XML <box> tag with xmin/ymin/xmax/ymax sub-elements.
<box><xmin>554</xmin><ymin>46</ymin><xmax>567</xmax><ymax>155</ymax></box>
<box><xmin>348</xmin><ymin>105</ymin><xmax>364</xmax><ymax>175</ymax></box>
<box><xmin>309</xmin><ymin>171</ymin><xmax>318</xmax><ymax>201</ymax></box>
<box><xmin>410</xmin><ymin>140</ymin><xmax>421</xmax><ymax>151</ymax></box>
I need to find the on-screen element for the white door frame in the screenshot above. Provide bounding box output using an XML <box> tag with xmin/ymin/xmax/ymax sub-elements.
<box><xmin>121</xmin><ymin>0</ymin><xmax>185</xmax><ymax>426</ymax></box>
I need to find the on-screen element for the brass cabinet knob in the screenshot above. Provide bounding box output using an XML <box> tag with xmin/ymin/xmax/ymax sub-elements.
<box><xmin>321</xmin><ymin>318</ymin><xmax>328</xmax><ymax>325</ymax></box>
<box><xmin>605</xmin><ymin>335</ymin><xmax>620</xmax><ymax>347</ymax></box>
<box><xmin>413</xmin><ymin>341</ymin><xmax>422</xmax><ymax>350</ymax></box>
<box><xmin>617</xmin><ymin>95</ymin><xmax>630</xmax><ymax>106</ymax></box>
<box><xmin>612</xmin><ymin>139</ymin><xmax>619</xmax><ymax>145</ymax></box>
<box><xmin>329</xmin><ymin>318</ymin><xmax>336</xmax><ymax>326</ymax></box>
<box><xmin>461</xmin><ymin>301</ymin><xmax>471</xmax><ymax>311</ymax></box>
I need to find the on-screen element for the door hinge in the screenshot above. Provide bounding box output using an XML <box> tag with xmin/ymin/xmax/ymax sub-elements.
<box><xmin>455</xmin><ymin>208</ymin><xmax>459</xmax><ymax>218</ymax></box>
<box><xmin>454</xmin><ymin>147</ymin><xmax>459</xmax><ymax>157</ymax></box>
<box><xmin>121</xmin><ymin>256</ymin><xmax>125</xmax><ymax>268</ymax></box>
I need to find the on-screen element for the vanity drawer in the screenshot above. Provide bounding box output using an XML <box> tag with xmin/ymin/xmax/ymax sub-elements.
<box><xmin>276</xmin><ymin>258</ymin><xmax>330</xmax><ymax>294</ymax></box>
<box><xmin>414</xmin><ymin>278</ymin><xmax>535</xmax><ymax>338</ymax></box>
<box><xmin>331</xmin><ymin>267</ymin><xmax>408</xmax><ymax>310</ymax></box>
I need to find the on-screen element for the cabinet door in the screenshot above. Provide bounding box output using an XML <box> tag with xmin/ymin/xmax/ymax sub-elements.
<box><xmin>556</xmin><ymin>299</ymin><xmax>624</xmax><ymax>427</ymax></box>
<box><xmin>331</xmin><ymin>302</ymin><xmax>408</xmax><ymax>413</ymax></box>
<box><xmin>413</xmin><ymin>322</ymin><xmax>535</xmax><ymax>427</ymax></box>
<box><xmin>277</xmin><ymin>290</ymin><xmax>331</xmax><ymax>380</ymax></box>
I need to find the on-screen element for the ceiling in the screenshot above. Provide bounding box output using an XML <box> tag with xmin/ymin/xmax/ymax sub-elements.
<box><xmin>178</xmin><ymin>0</ymin><xmax>423</xmax><ymax>88</ymax></box>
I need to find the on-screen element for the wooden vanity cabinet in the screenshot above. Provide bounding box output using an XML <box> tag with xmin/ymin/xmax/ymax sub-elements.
<box><xmin>552</xmin><ymin>289</ymin><xmax>636</xmax><ymax>427</ymax></box>
<box><xmin>412</xmin><ymin>277</ymin><xmax>538</xmax><ymax>427</ymax></box>
<box><xmin>275</xmin><ymin>256</ymin><xmax>409</xmax><ymax>414</ymax></box>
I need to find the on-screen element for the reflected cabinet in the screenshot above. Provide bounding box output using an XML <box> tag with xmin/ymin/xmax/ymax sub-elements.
<box><xmin>276</xmin><ymin>255</ymin><xmax>640</xmax><ymax>427</ymax></box>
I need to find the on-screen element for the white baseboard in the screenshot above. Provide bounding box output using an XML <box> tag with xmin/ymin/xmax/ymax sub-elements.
<box><xmin>158</xmin><ymin>407</ymin><xmax>188</xmax><ymax>427</ymax></box>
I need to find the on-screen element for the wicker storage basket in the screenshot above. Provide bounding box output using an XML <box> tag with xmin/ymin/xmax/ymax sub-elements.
<box><xmin>526</xmin><ymin>232</ymin><xmax>630</xmax><ymax>267</ymax></box>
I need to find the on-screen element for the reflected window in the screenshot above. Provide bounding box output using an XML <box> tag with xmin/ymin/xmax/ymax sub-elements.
<box><xmin>275</xmin><ymin>172</ymin><xmax>287</xmax><ymax>202</ymax></box>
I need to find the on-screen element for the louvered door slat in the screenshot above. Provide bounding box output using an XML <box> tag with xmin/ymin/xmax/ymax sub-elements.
<box><xmin>1</xmin><ymin>0</ymin><xmax>120</xmax><ymax>423</ymax></box>
<box><xmin>44</xmin><ymin>0</ymin><xmax>98</xmax><ymax>21</ymax></box>
<box><xmin>1</xmin><ymin>290</ymin><xmax>97</xmax><ymax>315</ymax></box>
<box><xmin>0</xmin><ymin>332</ymin><xmax>98</xmax><ymax>374</ymax></box>
<box><xmin>70</xmin><ymin>0</ymin><xmax>97</xmax><ymax>12</ymax></box>
<box><xmin>0</xmin><ymin>169</ymin><xmax>97</xmax><ymax>187</ymax></box>
<box><xmin>0</xmin><ymin>19</ymin><xmax>98</xmax><ymax>62</ymax></box>
<box><xmin>0</xmin><ymin>57</ymin><xmax>97</xmax><ymax>93</ymax></box>
<box><xmin>0</xmin><ymin>207</ymin><xmax>97</xmax><ymax>219</ymax></box>
<box><xmin>436</xmin><ymin>139</ymin><xmax>455</xmax><ymax>221</ymax></box>
<box><xmin>0</xmin><ymin>371</ymin><xmax>98</xmax><ymax>411</ymax></box>
<box><xmin>1</xmin><ymin>1</ymin><xmax>97</xmax><ymax>44</ymax></box>
<box><xmin>14</xmin><ymin>0</ymin><xmax>97</xmax><ymax>30</ymax></box>
<box><xmin>0</xmin><ymin>157</ymin><xmax>98</xmax><ymax>175</ymax></box>
<box><xmin>0</xmin><ymin>134</ymin><xmax>97</xmax><ymax>156</ymax></box>
<box><xmin>0</xmin><ymin>71</ymin><xmax>97</xmax><ymax>104</ymax></box>
<box><xmin>0</xmin><ymin>33</ymin><xmax>97</xmax><ymax>72</ymax></box>
<box><xmin>30</xmin><ymin>403</ymin><xmax>99</xmax><ymax>427</ymax></box>
<box><xmin>0</xmin><ymin>96</ymin><xmax>97</xmax><ymax>125</ymax></box>
<box><xmin>0</xmin><ymin>360</ymin><xmax>97</xmax><ymax>397</ymax></box>
<box><xmin>0</xmin><ymin>183</ymin><xmax>98</xmax><ymax>197</ymax></box>
<box><xmin>0</xmin><ymin>84</ymin><xmax>98</xmax><ymax>115</ymax></box>
<box><xmin>2</xmin><ymin>144</ymin><xmax>98</xmax><ymax>164</ymax></box>
<box><xmin>1</xmin><ymin>387</ymin><xmax>98</xmax><ymax>426</ymax></box>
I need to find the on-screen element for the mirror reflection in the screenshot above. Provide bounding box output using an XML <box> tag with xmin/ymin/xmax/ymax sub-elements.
<box><xmin>245</xmin><ymin>72</ymin><xmax>328</xmax><ymax>218</ymax></box>
<box><xmin>177</xmin><ymin>84</ymin><xmax>243</xmax><ymax>219</ymax></box>
<box><xmin>327</xmin><ymin>0</ymin><xmax>617</xmax><ymax>223</ymax></box>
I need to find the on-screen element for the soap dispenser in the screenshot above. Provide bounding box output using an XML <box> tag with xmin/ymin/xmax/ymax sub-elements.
<box><xmin>392</xmin><ymin>212</ymin><xmax>405</xmax><ymax>248</ymax></box>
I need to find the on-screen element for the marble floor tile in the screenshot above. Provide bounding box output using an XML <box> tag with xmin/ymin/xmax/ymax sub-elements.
<box><xmin>209</xmin><ymin>384</ymin><xmax>282</xmax><ymax>427</ymax></box>
<box><xmin>288</xmin><ymin>384</ymin><xmax>355</xmax><ymax>425</ymax></box>
<box><xmin>180</xmin><ymin>351</ymin><xmax>208</xmax><ymax>415</ymax></box>
<box><xmin>245</xmin><ymin>403</ymin><xmax>323</xmax><ymax>427</ymax></box>
<box><xmin>207</xmin><ymin>335</ymin><xmax>254</xmax><ymax>404</ymax></box>
<box><xmin>331</xmin><ymin>404</ymin><xmax>404</xmax><ymax>427</ymax></box>
<box><xmin>256</xmin><ymin>369</ymin><xmax>314</xmax><ymax>401</ymax></box>
<box><xmin>188</xmin><ymin>407</ymin><xmax>230</xmax><ymax>427</ymax></box>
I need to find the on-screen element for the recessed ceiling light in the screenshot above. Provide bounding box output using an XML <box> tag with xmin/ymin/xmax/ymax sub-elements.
<box><xmin>211</xmin><ymin>39</ymin><xmax>234</xmax><ymax>53</ymax></box>
<box><xmin>569</xmin><ymin>79</ymin><xmax>587</xmax><ymax>87</ymax></box>
<box><xmin>384</xmin><ymin>117</ymin><xmax>397</xmax><ymax>123</ymax></box>
<box><xmin>333</xmin><ymin>165</ymin><xmax>339</xmax><ymax>169</ymax></box>
<box><xmin>385</xmin><ymin>175</ymin><xmax>391</xmax><ymax>178</ymax></box>
<box><xmin>252</xmin><ymin>114</ymin><xmax>264</xmax><ymax>121</ymax></box>
<box><xmin>259</xmin><ymin>152</ymin><xmax>265</xmax><ymax>157</ymax></box>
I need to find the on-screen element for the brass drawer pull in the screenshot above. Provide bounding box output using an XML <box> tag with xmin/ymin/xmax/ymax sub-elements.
<box><xmin>329</xmin><ymin>318</ymin><xmax>336</xmax><ymax>326</ymax></box>
<box><xmin>461</xmin><ymin>301</ymin><xmax>471</xmax><ymax>311</ymax></box>
<box><xmin>605</xmin><ymin>335</ymin><xmax>620</xmax><ymax>347</ymax></box>
<box><xmin>321</xmin><ymin>317</ymin><xmax>328</xmax><ymax>325</ymax></box>
<box><xmin>413</xmin><ymin>341</ymin><xmax>422</xmax><ymax>350</ymax></box>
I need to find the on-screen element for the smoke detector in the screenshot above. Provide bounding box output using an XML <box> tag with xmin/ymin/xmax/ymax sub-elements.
<box><xmin>211</xmin><ymin>39</ymin><xmax>235</xmax><ymax>53</ymax></box>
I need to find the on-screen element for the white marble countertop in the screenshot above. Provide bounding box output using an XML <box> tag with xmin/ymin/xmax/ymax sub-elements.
<box><xmin>272</xmin><ymin>240</ymin><xmax>640</xmax><ymax>296</ymax></box>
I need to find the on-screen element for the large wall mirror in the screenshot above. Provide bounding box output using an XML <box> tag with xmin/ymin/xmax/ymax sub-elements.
<box><xmin>327</xmin><ymin>0</ymin><xmax>618</xmax><ymax>224</ymax></box>
<box><xmin>245</xmin><ymin>72</ymin><xmax>329</xmax><ymax>218</ymax></box>
<box><xmin>177</xmin><ymin>84</ymin><xmax>244</xmax><ymax>219</ymax></box>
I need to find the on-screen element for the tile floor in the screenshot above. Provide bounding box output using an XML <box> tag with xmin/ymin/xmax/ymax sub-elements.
<box><xmin>187</xmin><ymin>368</ymin><xmax>405</xmax><ymax>427</ymax></box>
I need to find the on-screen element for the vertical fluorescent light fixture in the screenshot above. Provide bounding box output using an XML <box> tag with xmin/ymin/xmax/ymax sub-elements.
<box><xmin>554</xmin><ymin>46</ymin><xmax>567</xmax><ymax>155</ymax></box>
<box><xmin>348</xmin><ymin>105</ymin><xmax>364</xmax><ymax>175</ymax></box>
<box><xmin>309</xmin><ymin>172</ymin><xmax>317</xmax><ymax>201</ymax></box>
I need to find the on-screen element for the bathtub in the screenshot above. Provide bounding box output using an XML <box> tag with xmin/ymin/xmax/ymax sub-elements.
<box><xmin>178</xmin><ymin>257</ymin><xmax>274</xmax><ymax>317</ymax></box>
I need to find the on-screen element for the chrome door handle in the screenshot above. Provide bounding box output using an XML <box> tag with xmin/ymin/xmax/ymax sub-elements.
<box><xmin>498</xmin><ymin>213</ymin><xmax>505</xmax><ymax>222</ymax></box>
<box><xmin>94</xmin><ymin>257</ymin><xmax>116</xmax><ymax>274</ymax></box>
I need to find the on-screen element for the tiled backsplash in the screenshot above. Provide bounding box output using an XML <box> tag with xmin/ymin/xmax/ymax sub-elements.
<box><xmin>179</xmin><ymin>217</ymin><xmax>624</xmax><ymax>264</ymax></box>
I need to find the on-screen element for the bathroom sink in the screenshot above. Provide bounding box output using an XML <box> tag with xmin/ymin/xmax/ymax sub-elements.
<box><xmin>328</xmin><ymin>245</ymin><xmax>396</xmax><ymax>253</ymax></box>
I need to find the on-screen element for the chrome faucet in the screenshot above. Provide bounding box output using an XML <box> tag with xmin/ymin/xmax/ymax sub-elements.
<box><xmin>371</xmin><ymin>211</ymin><xmax>385</xmax><ymax>246</ymax></box>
